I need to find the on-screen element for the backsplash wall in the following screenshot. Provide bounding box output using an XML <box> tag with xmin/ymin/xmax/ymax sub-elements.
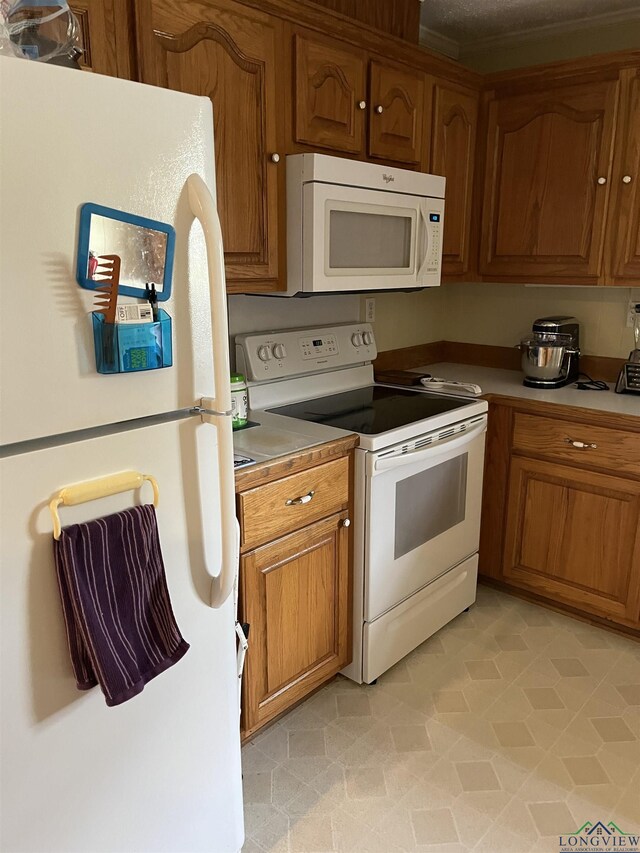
<box><xmin>442</xmin><ymin>283</ymin><xmax>639</xmax><ymax>358</ymax></box>
<box><xmin>227</xmin><ymin>293</ymin><xmax>360</xmax><ymax>369</ymax></box>
<box><xmin>229</xmin><ymin>285</ymin><xmax>638</xmax><ymax>367</ymax></box>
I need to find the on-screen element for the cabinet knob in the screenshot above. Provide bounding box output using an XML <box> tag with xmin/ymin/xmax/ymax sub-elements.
<box><xmin>597</xmin><ymin>176</ymin><xmax>607</xmax><ymax>185</ymax></box>
<box><xmin>341</xmin><ymin>518</ymin><xmax>351</xmax><ymax>528</ymax></box>
<box><xmin>375</xmin><ymin>105</ymin><xmax>384</xmax><ymax>114</ymax></box>
<box><xmin>622</xmin><ymin>175</ymin><xmax>633</xmax><ymax>184</ymax></box>
<box><xmin>285</xmin><ymin>490</ymin><xmax>315</xmax><ymax>506</ymax></box>
<box><xmin>358</xmin><ymin>100</ymin><xmax>367</xmax><ymax>110</ymax></box>
<box><xmin>565</xmin><ymin>438</ymin><xmax>597</xmax><ymax>450</ymax></box>
<box><xmin>270</xmin><ymin>153</ymin><xmax>280</xmax><ymax>164</ymax></box>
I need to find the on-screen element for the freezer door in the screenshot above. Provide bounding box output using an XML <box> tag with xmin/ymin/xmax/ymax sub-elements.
<box><xmin>0</xmin><ymin>58</ymin><xmax>217</xmax><ymax>445</ymax></box>
<box><xmin>0</xmin><ymin>419</ymin><xmax>244</xmax><ymax>853</ymax></box>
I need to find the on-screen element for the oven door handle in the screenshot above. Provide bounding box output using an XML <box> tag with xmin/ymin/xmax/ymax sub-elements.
<box><xmin>372</xmin><ymin>421</ymin><xmax>486</xmax><ymax>473</ymax></box>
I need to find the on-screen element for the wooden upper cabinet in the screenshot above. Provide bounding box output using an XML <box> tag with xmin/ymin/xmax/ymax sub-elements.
<box><xmin>430</xmin><ymin>80</ymin><xmax>478</xmax><ymax>276</ymax></box>
<box><xmin>293</xmin><ymin>32</ymin><xmax>366</xmax><ymax>154</ymax></box>
<box><xmin>136</xmin><ymin>0</ymin><xmax>283</xmax><ymax>291</ymax></box>
<box><xmin>70</xmin><ymin>0</ymin><xmax>133</xmax><ymax>77</ymax></box>
<box><xmin>479</xmin><ymin>77</ymin><xmax>620</xmax><ymax>282</ymax></box>
<box><xmin>608</xmin><ymin>67</ymin><xmax>640</xmax><ymax>284</ymax></box>
<box><xmin>368</xmin><ymin>60</ymin><xmax>426</xmax><ymax>166</ymax></box>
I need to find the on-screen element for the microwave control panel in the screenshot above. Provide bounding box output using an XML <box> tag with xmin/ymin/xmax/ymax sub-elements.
<box><xmin>425</xmin><ymin>212</ymin><xmax>441</xmax><ymax>274</ymax></box>
<box><xmin>235</xmin><ymin>323</ymin><xmax>377</xmax><ymax>381</ymax></box>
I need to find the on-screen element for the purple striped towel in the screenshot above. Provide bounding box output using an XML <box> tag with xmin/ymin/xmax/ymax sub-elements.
<box><xmin>53</xmin><ymin>504</ymin><xmax>189</xmax><ymax>707</ymax></box>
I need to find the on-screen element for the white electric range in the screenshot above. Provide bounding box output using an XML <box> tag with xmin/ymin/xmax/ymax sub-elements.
<box><xmin>236</xmin><ymin>323</ymin><xmax>488</xmax><ymax>684</ymax></box>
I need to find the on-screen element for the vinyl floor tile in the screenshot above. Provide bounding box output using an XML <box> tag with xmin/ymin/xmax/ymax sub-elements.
<box><xmin>242</xmin><ymin>590</ymin><xmax>638</xmax><ymax>852</ymax></box>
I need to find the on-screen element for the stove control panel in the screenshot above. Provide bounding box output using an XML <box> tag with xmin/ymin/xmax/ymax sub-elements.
<box><xmin>235</xmin><ymin>323</ymin><xmax>377</xmax><ymax>381</ymax></box>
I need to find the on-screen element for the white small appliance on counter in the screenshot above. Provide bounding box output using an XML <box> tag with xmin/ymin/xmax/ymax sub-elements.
<box><xmin>236</xmin><ymin>324</ymin><xmax>488</xmax><ymax>685</ymax></box>
<box><xmin>284</xmin><ymin>153</ymin><xmax>446</xmax><ymax>295</ymax></box>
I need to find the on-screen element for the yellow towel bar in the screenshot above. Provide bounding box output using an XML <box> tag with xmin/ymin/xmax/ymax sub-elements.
<box><xmin>50</xmin><ymin>471</ymin><xmax>159</xmax><ymax>539</ymax></box>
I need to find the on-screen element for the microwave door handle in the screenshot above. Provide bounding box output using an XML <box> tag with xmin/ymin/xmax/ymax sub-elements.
<box><xmin>416</xmin><ymin>204</ymin><xmax>431</xmax><ymax>280</ymax></box>
<box><xmin>373</xmin><ymin>421</ymin><xmax>486</xmax><ymax>474</ymax></box>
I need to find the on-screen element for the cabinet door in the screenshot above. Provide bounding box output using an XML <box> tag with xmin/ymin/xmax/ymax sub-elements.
<box><xmin>480</xmin><ymin>79</ymin><xmax>620</xmax><ymax>282</ymax></box>
<box><xmin>503</xmin><ymin>456</ymin><xmax>640</xmax><ymax>626</ymax></box>
<box><xmin>241</xmin><ymin>512</ymin><xmax>351</xmax><ymax>732</ymax></box>
<box><xmin>293</xmin><ymin>32</ymin><xmax>366</xmax><ymax>154</ymax></box>
<box><xmin>136</xmin><ymin>0</ymin><xmax>282</xmax><ymax>291</ymax></box>
<box><xmin>70</xmin><ymin>0</ymin><xmax>132</xmax><ymax>77</ymax></box>
<box><xmin>431</xmin><ymin>80</ymin><xmax>478</xmax><ymax>276</ymax></box>
<box><xmin>368</xmin><ymin>60</ymin><xmax>426</xmax><ymax>166</ymax></box>
<box><xmin>609</xmin><ymin>67</ymin><xmax>640</xmax><ymax>283</ymax></box>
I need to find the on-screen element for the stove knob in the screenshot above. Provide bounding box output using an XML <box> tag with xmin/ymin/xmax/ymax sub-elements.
<box><xmin>273</xmin><ymin>343</ymin><xmax>287</xmax><ymax>360</ymax></box>
<box><xmin>257</xmin><ymin>344</ymin><xmax>272</xmax><ymax>362</ymax></box>
<box><xmin>363</xmin><ymin>331</ymin><xmax>373</xmax><ymax>346</ymax></box>
<box><xmin>351</xmin><ymin>332</ymin><xmax>363</xmax><ymax>347</ymax></box>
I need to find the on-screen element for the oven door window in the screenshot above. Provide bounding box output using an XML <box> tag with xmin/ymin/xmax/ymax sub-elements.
<box><xmin>394</xmin><ymin>454</ymin><xmax>467</xmax><ymax>559</ymax></box>
<box><xmin>364</xmin><ymin>427</ymin><xmax>485</xmax><ymax>623</ymax></box>
<box><xmin>329</xmin><ymin>210</ymin><xmax>413</xmax><ymax>270</ymax></box>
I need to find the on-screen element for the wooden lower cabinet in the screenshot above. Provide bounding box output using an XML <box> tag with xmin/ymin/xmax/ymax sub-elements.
<box><xmin>240</xmin><ymin>511</ymin><xmax>351</xmax><ymax>734</ymax></box>
<box><xmin>503</xmin><ymin>456</ymin><xmax>640</xmax><ymax>626</ymax></box>
<box><xmin>479</xmin><ymin>398</ymin><xmax>640</xmax><ymax>633</ymax></box>
<box><xmin>236</xmin><ymin>436</ymin><xmax>356</xmax><ymax>739</ymax></box>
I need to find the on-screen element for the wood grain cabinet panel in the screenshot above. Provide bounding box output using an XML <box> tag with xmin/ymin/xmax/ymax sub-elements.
<box><xmin>136</xmin><ymin>0</ymin><xmax>283</xmax><ymax>291</ymax></box>
<box><xmin>503</xmin><ymin>456</ymin><xmax>640</xmax><ymax>626</ymax></box>
<box><xmin>480</xmin><ymin>78</ymin><xmax>620</xmax><ymax>282</ymax></box>
<box><xmin>70</xmin><ymin>0</ymin><xmax>133</xmax><ymax>77</ymax></box>
<box><xmin>238</xmin><ymin>456</ymin><xmax>349</xmax><ymax>551</ymax></box>
<box><xmin>241</xmin><ymin>512</ymin><xmax>351</xmax><ymax>731</ymax></box>
<box><xmin>513</xmin><ymin>412</ymin><xmax>640</xmax><ymax>479</ymax></box>
<box><xmin>608</xmin><ymin>67</ymin><xmax>640</xmax><ymax>284</ymax></box>
<box><xmin>368</xmin><ymin>60</ymin><xmax>426</xmax><ymax>165</ymax></box>
<box><xmin>294</xmin><ymin>33</ymin><xmax>366</xmax><ymax>154</ymax></box>
<box><xmin>430</xmin><ymin>80</ymin><xmax>478</xmax><ymax>276</ymax></box>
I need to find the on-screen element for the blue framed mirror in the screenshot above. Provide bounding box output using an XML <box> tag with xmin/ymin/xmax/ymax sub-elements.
<box><xmin>77</xmin><ymin>203</ymin><xmax>176</xmax><ymax>301</ymax></box>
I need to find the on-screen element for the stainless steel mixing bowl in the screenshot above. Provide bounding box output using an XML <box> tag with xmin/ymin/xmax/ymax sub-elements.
<box><xmin>518</xmin><ymin>338</ymin><xmax>575</xmax><ymax>381</ymax></box>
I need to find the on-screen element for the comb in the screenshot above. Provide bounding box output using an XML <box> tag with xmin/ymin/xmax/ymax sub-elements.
<box><xmin>93</xmin><ymin>254</ymin><xmax>121</xmax><ymax>324</ymax></box>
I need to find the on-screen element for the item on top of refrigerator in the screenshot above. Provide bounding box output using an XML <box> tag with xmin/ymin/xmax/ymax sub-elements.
<box><xmin>77</xmin><ymin>202</ymin><xmax>176</xmax><ymax>300</ymax></box>
<box><xmin>231</xmin><ymin>373</ymin><xmax>248</xmax><ymax>429</ymax></box>
<box><xmin>1</xmin><ymin>1</ymin><xmax>81</xmax><ymax>65</ymax></box>
<box><xmin>420</xmin><ymin>377</ymin><xmax>483</xmax><ymax>397</ymax></box>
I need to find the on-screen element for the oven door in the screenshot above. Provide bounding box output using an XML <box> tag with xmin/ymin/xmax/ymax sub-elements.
<box><xmin>364</xmin><ymin>417</ymin><xmax>486</xmax><ymax>622</ymax></box>
<box><xmin>303</xmin><ymin>181</ymin><xmax>443</xmax><ymax>292</ymax></box>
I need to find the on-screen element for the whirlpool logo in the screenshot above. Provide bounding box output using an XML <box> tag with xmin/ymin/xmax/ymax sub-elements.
<box><xmin>382</xmin><ymin>173</ymin><xmax>395</xmax><ymax>184</ymax></box>
<box><xmin>559</xmin><ymin>821</ymin><xmax>639</xmax><ymax>851</ymax></box>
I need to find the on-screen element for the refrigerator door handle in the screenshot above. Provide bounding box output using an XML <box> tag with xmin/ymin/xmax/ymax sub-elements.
<box><xmin>188</xmin><ymin>173</ymin><xmax>237</xmax><ymax>609</ymax></box>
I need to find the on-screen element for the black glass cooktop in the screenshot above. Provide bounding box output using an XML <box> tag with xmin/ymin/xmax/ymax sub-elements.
<box><xmin>268</xmin><ymin>385</ymin><xmax>473</xmax><ymax>435</ymax></box>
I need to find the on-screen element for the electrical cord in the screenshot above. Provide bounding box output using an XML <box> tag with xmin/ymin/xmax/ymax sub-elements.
<box><xmin>574</xmin><ymin>372</ymin><xmax>609</xmax><ymax>391</ymax></box>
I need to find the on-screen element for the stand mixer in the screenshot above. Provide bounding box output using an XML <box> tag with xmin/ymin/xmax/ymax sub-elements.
<box><xmin>615</xmin><ymin>304</ymin><xmax>640</xmax><ymax>394</ymax></box>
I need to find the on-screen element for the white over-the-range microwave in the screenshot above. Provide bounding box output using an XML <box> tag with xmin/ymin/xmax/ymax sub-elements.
<box><xmin>284</xmin><ymin>153</ymin><xmax>445</xmax><ymax>296</ymax></box>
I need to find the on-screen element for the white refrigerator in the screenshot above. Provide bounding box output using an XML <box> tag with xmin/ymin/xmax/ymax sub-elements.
<box><xmin>0</xmin><ymin>58</ymin><xmax>244</xmax><ymax>852</ymax></box>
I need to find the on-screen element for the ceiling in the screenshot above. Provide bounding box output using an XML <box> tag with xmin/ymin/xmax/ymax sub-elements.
<box><xmin>420</xmin><ymin>0</ymin><xmax>640</xmax><ymax>44</ymax></box>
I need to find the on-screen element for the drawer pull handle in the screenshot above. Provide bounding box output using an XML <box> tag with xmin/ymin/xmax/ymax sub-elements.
<box><xmin>565</xmin><ymin>438</ymin><xmax>598</xmax><ymax>450</ymax></box>
<box><xmin>285</xmin><ymin>490</ymin><xmax>315</xmax><ymax>506</ymax></box>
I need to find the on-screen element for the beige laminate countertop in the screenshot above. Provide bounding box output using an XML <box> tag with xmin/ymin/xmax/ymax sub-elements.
<box><xmin>409</xmin><ymin>363</ymin><xmax>640</xmax><ymax>419</ymax></box>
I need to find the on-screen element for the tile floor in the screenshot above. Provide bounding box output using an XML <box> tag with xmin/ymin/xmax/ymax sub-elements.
<box><xmin>241</xmin><ymin>587</ymin><xmax>640</xmax><ymax>852</ymax></box>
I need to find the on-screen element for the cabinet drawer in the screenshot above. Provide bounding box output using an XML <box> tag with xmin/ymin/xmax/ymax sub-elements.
<box><xmin>238</xmin><ymin>456</ymin><xmax>349</xmax><ymax>550</ymax></box>
<box><xmin>513</xmin><ymin>413</ymin><xmax>640</xmax><ymax>478</ymax></box>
